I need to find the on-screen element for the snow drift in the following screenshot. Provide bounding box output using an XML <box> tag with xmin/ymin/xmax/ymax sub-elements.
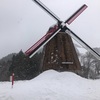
<box><xmin>0</xmin><ymin>70</ymin><xmax>100</xmax><ymax>100</ymax></box>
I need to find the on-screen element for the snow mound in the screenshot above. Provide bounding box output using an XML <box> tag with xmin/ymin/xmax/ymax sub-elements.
<box><xmin>1</xmin><ymin>70</ymin><xmax>100</xmax><ymax>100</ymax></box>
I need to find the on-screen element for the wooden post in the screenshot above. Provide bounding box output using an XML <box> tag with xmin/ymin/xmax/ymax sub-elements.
<box><xmin>11</xmin><ymin>73</ymin><xmax>14</xmax><ymax>88</ymax></box>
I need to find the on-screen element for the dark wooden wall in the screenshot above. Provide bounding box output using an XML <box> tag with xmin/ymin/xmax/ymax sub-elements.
<box><xmin>42</xmin><ymin>32</ymin><xmax>81</xmax><ymax>73</ymax></box>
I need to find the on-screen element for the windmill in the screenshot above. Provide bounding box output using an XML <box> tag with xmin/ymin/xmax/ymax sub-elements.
<box><xmin>25</xmin><ymin>0</ymin><xmax>100</xmax><ymax>72</ymax></box>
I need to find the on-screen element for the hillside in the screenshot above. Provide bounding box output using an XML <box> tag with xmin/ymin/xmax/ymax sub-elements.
<box><xmin>0</xmin><ymin>53</ymin><xmax>16</xmax><ymax>63</ymax></box>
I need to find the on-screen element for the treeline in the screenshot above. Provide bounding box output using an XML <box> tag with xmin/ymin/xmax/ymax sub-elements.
<box><xmin>0</xmin><ymin>47</ymin><xmax>100</xmax><ymax>81</ymax></box>
<box><xmin>0</xmin><ymin>50</ymin><xmax>43</xmax><ymax>81</ymax></box>
<box><xmin>79</xmin><ymin>48</ymin><xmax>100</xmax><ymax>79</ymax></box>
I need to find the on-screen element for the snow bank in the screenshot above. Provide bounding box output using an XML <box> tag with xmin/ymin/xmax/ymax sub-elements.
<box><xmin>0</xmin><ymin>70</ymin><xmax>100</xmax><ymax>100</ymax></box>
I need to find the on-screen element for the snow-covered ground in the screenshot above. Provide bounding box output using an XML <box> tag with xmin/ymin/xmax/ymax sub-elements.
<box><xmin>0</xmin><ymin>70</ymin><xmax>100</xmax><ymax>100</ymax></box>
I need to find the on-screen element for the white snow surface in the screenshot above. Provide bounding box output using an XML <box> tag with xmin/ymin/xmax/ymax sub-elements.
<box><xmin>0</xmin><ymin>70</ymin><xmax>100</xmax><ymax>100</ymax></box>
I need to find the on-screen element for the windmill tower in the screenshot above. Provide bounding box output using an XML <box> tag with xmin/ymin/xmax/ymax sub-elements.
<box><xmin>42</xmin><ymin>30</ymin><xmax>81</xmax><ymax>72</ymax></box>
<box><xmin>25</xmin><ymin>0</ymin><xmax>100</xmax><ymax>73</ymax></box>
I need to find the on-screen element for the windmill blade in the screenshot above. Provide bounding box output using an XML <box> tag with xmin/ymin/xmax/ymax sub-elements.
<box><xmin>66</xmin><ymin>28</ymin><xmax>100</xmax><ymax>60</ymax></box>
<box><xmin>25</xmin><ymin>25</ymin><xmax>61</xmax><ymax>57</ymax></box>
<box><xmin>33</xmin><ymin>0</ymin><xmax>61</xmax><ymax>22</ymax></box>
<box><xmin>25</xmin><ymin>20</ymin><xmax>66</xmax><ymax>57</ymax></box>
<box><xmin>65</xmin><ymin>4</ymin><xmax>88</xmax><ymax>25</ymax></box>
<box><xmin>33</xmin><ymin>0</ymin><xmax>87</xmax><ymax>25</ymax></box>
<box><xmin>25</xmin><ymin>0</ymin><xmax>88</xmax><ymax>58</ymax></box>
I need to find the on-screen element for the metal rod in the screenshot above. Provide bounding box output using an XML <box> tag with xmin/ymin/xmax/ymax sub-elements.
<box><xmin>66</xmin><ymin>28</ymin><xmax>100</xmax><ymax>60</ymax></box>
<box><xmin>33</xmin><ymin>0</ymin><xmax>61</xmax><ymax>22</ymax></box>
<box><xmin>62</xmin><ymin>62</ymin><xmax>73</xmax><ymax>64</ymax></box>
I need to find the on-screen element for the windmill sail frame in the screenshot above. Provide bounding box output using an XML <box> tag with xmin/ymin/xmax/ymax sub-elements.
<box><xmin>25</xmin><ymin>0</ymin><xmax>100</xmax><ymax>60</ymax></box>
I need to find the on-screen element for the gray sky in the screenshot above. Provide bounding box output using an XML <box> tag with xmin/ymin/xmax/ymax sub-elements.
<box><xmin>0</xmin><ymin>0</ymin><xmax>100</xmax><ymax>58</ymax></box>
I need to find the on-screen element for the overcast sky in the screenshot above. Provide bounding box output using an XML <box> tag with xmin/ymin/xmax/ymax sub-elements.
<box><xmin>0</xmin><ymin>0</ymin><xmax>100</xmax><ymax>58</ymax></box>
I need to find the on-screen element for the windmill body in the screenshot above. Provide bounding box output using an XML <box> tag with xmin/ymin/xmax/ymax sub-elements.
<box><xmin>25</xmin><ymin>0</ymin><xmax>100</xmax><ymax>73</ymax></box>
<box><xmin>42</xmin><ymin>31</ymin><xmax>81</xmax><ymax>72</ymax></box>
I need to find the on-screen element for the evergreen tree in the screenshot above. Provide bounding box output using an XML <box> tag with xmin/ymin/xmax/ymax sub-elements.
<box><xmin>9</xmin><ymin>50</ymin><xmax>43</xmax><ymax>80</ymax></box>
